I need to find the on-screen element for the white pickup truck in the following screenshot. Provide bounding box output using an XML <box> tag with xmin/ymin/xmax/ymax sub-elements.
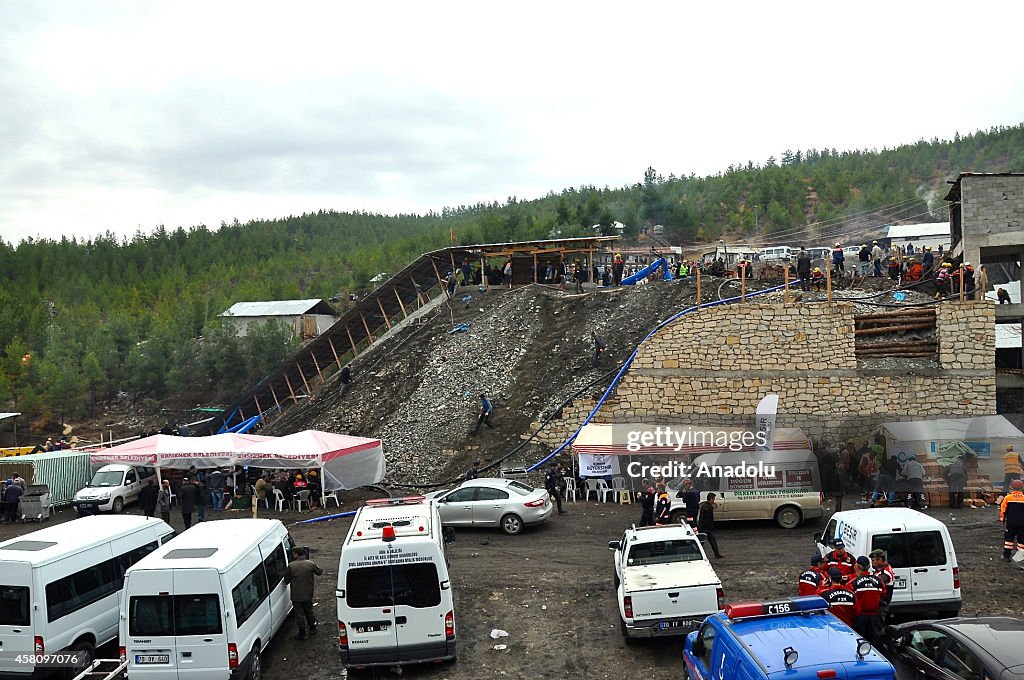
<box><xmin>608</xmin><ymin>523</ymin><xmax>724</xmax><ymax>643</ymax></box>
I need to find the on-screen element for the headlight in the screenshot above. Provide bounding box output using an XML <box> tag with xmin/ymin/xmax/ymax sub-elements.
<box><xmin>97</xmin><ymin>491</ymin><xmax>112</xmax><ymax>500</ymax></box>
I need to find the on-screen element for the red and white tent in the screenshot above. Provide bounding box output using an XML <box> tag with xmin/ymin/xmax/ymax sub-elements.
<box><xmin>237</xmin><ymin>430</ymin><xmax>385</xmax><ymax>491</ymax></box>
<box><xmin>88</xmin><ymin>433</ymin><xmax>273</xmax><ymax>468</ymax></box>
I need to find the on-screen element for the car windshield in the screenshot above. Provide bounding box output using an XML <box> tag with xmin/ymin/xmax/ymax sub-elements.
<box><xmin>627</xmin><ymin>540</ymin><xmax>703</xmax><ymax>566</ymax></box>
<box><xmin>0</xmin><ymin>585</ymin><xmax>30</xmax><ymax>625</ymax></box>
<box><xmin>88</xmin><ymin>470</ymin><xmax>124</xmax><ymax>487</ymax></box>
<box><xmin>507</xmin><ymin>481</ymin><xmax>533</xmax><ymax>496</ymax></box>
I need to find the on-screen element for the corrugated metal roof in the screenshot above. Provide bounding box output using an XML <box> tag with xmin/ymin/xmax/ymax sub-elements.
<box><xmin>220</xmin><ymin>299</ymin><xmax>328</xmax><ymax>317</ymax></box>
<box><xmin>0</xmin><ymin>413</ymin><xmax>20</xmax><ymax>421</ymax></box>
<box><xmin>886</xmin><ymin>222</ymin><xmax>950</xmax><ymax>239</ymax></box>
<box><xmin>996</xmin><ymin>324</ymin><xmax>1022</xmax><ymax>349</ymax></box>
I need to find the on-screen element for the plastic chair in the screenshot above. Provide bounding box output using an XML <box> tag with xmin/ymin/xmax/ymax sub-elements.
<box><xmin>611</xmin><ymin>477</ymin><xmax>631</xmax><ymax>505</ymax></box>
<box><xmin>563</xmin><ymin>478</ymin><xmax>578</xmax><ymax>503</ymax></box>
<box><xmin>585</xmin><ymin>479</ymin><xmax>612</xmax><ymax>503</ymax></box>
<box><xmin>323</xmin><ymin>490</ymin><xmax>341</xmax><ymax>508</ymax></box>
<box><xmin>294</xmin><ymin>490</ymin><xmax>311</xmax><ymax>512</ymax></box>
<box><xmin>273</xmin><ymin>488</ymin><xmax>288</xmax><ymax>512</ymax></box>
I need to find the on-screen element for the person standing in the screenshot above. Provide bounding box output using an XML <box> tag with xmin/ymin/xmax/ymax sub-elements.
<box><xmin>871</xmin><ymin>241</ymin><xmax>883</xmax><ymax>277</ymax></box>
<box><xmin>796</xmin><ymin>248</ymin><xmax>811</xmax><ymax>291</ymax></box>
<box><xmin>1003</xmin><ymin>445</ymin><xmax>1023</xmax><ymax>494</ymax></box>
<box><xmin>869</xmin><ymin>549</ymin><xmax>896</xmax><ymax>607</ymax></box>
<box><xmin>338</xmin><ymin>365</ymin><xmax>353</xmax><ymax>398</ymax></box>
<box><xmin>824</xmin><ymin>539</ymin><xmax>857</xmax><ymax>579</ymax></box>
<box><xmin>208</xmin><ymin>468</ymin><xmax>225</xmax><ymax>512</ymax></box>
<box><xmin>696</xmin><ymin>493</ymin><xmax>724</xmax><ymax>558</ymax></box>
<box><xmin>676</xmin><ymin>478</ymin><xmax>700</xmax><ymax>525</ymax></box>
<box><xmin>591</xmin><ymin>331</ymin><xmax>607</xmax><ymax>368</ymax></box>
<box><xmin>636</xmin><ymin>485</ymin><xmax>655</xmax><ymax>527</ymax></box>
<box><xmin>654</xmin><ymin>483</ymin><xmax>672</xmax><ymax>525</ymax></box>
<box><xmin>798</xmin><ymin>554</ymin><xmax>827</xmax><ymax>596</ymax></box>
<box><xmin>2</xmin><ymin>479</ymin><xmax>23</xmax><ymax>523</ymax></box>
<box><xmin>944</xmin><ymin>457</ymin><xmax>968</xmax><ymax>509</ymax></box>
<box><xmin>502</xmin><ymin>260</ymin><xmax>512</xmax><ymax>288</ymax></box>
<box><xmin>464</xmin><ymin>460</ymin><xmax>481</xmax><ymax>481</ymax></box>
<box><xmin>471</xmin><ymin>394</ymin><xmax>494</xmax><ymax>436</ymax></box>
<box><xmin>178</xmin><ymin>476</ymin><xmax>197</xmax><ymax>529</ymax></box>
<box><xmin>157</xmin><ymin>479</ymin><xmax>173</xmax><ymax>523</ymax></box>
<box><xmin>285</xmin><ymin>547</ymin><xmax>323</xmax><ymax>640</ymax></box>
<box><xmin>544</xmin><ymin>463</ymin><xmax>566</xmax><ymax>515</ymax></box>
<box><xmin>850</xmin><ymin>557</ymin><xmax>885</xmax><ymax>642</ymax></box>
<box><xmin>194</xmin><ymin>478</ymin><xmax>208</xmax><ymax>523</ymax></box>
<box><xmin>899</xmin><ymin>455</ymin><xmax>926</xmax><ymax>509</ymax></box>
<box><xmin>870</xmin><ymin>455</ymin><xmax>899</xmax><ymax>506</ymax></box>
<box><xmin>139</xmin><ymin>480</ymin><xmax>159</xmax><ymax>519</ymax></box>
<box><xmin>612</xmin><ymin>253</ymin><xmax>625</xmax><ymax>286</ymax></box>
<box><xmin>1000</xmin><ymin>479</ymin><xmax>1024</xmax><ymax>562</ymax></box>
<box><xmin>819</xmin><ymin>568</ymin><xmax>856</xmax><ymax>628</ymax></box>
<box><xmin>858</xmin><ymin>244</ymin><xmax>871</xmax><ymax>276</ymax></box>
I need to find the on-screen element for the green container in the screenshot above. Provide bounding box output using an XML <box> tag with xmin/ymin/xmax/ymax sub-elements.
<box><xmin>0</xmin><ymin>450</ymin><xmax>94</xmax><ymax>506</ymax></box>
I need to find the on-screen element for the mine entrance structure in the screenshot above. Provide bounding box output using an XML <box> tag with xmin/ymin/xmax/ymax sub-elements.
<box><xmin>205</xmin><ymin>236</ymin><xmax>619</xmax><ymax>434</ymax></box>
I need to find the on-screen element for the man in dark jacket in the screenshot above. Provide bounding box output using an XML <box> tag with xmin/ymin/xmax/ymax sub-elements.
<box><xmin>207</xmin><ymin>469</ymin><xmax>225</xmax><ymax>512</ymax></box>
<box><xmin>796</xmin><ymin>248</ymin><xmax>811</xmax><ymax>291</ymax></box>
<box><xmin>544</xmin><ymin>463</ymin><xmax>566</xmax><ymax>514</ymax></box>
<box><xmin>654</xmin><ymin>483</ymin><xmax>672</xmax><ymax>525</ymax></box>
<box><xmin>675</xmin><ymin>478</ymin><xmax>700</xmax><ymax>525</ymax></box>
<box><xmin>178</xmin><ymin>477</ymin><xmax>197</xmax><ymax>529</ymax></box>
<box><xmin>471</xmin><ymin>394</ymin><xmax>494</xmax><ymax>436</ymax></box>
<box><xmin>3</xmin><ymin>480</ymin><xmax>23</xmax><ymax>523</ymax></box>
<box><xmin>696</xmin><ymin>493</ymin><xmax>723</xmax><ymax>558</ymax></box>
<box><xmin>871</xmin><ymin>456</ymin><xmax>900</xmax><ymax>506</ymax></box>
<box><xmin>139</xmin><ymin>480</ymin><xmax>159</xmax><ymax>519</ymax></box>
<box><xmin>636</xmin><ymin>485</ymin><xmax>655</xmax><ymax>527</ymax></box>
<box><xmin>285</xmin><ymin>547</ymin><xmax>323</xmax><ymax>640</ymax></box>
<box><xmin>592</xmin><ymin>331</ymin><xmax>607</xmax><ymax>367</ymax></box>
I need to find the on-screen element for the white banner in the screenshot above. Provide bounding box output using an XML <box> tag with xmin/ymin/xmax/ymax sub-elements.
<box><xmin>755</xmin><ymin>394</ymin><xmax>779</xmax><ymax>452</ymax></box>
<box><xmin>578</xmin><ymin>453</ymin><xmax>620</xmax><ymax>477</ymax></box>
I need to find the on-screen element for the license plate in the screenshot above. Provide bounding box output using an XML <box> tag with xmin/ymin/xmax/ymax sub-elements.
<box><xmin>660</xmin><ymin>621</ymin><xmax>688</xmax><ymax>629</ymax></box>
<box><xmin>895</xmin><ymin>578</ymin><xmax>908</xmax><ymax>589</ymax></box>
<box><xmin>136</xmin><ymin>655</ymin><xmax>169</xmax><ymax>664</ymax></box>
<box><xmin>356</xmin><ymin>624</ymin><xmax>389</xmax><ymax>633</ymax></box>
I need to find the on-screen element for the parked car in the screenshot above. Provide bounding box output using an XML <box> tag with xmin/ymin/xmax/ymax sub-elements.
<box><xmin>878</xmin><ymin>617</ymin><xmax>1024</xmax><ymax>680</ymax></box>
<box><xmin>425</xmin><ymin>478</ymin><xmax>553</xmax><ymax>535</ymax></box>
<box><xmin>72</xmin><ymin>463</ymin><xmax>156</xmax><ymax>514</ymax></box>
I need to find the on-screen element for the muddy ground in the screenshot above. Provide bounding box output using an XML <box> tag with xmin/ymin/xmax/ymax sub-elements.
<box><xmin>2</xmin><ymin>492</ymin><xmax>1019</xmax><ymax>680</ymax></box>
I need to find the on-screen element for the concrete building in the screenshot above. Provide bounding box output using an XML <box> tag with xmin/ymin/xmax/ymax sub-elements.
<box><xmin>886</xmin><ymin>222</ymin><xmax>950</xmax><ymax>252</ymax></box>
<box><xmin>219</xmin><ymin>299</ymin><xmax>338</xmax><ymax>339</ymax></box>
<box><xmin>947</xmin><ymin>172</ymin><xmax>1024</xmax><ymax>391</ymax></box>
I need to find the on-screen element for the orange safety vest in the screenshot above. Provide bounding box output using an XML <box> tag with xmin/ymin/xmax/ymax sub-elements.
<box><xmin>1005</xmin><ymin>451</ymin><xmax>1023</xmax><ymax>476</ymax></box>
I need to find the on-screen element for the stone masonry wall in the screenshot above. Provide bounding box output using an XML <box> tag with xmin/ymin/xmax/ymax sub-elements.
<box><xmin>536</xmin><ymin>301</ymin><xmax>996</xmax><ymax>446</ymax></box>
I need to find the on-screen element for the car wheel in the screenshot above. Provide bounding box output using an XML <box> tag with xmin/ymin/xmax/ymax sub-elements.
<box><xmin>775</xmin><ymin>505</ymin><xmax>801</xmax><ymax>529</ymax></box>
<box><xmin>500</xmin><ymin>514</ymin><xmax>523</xmax><ymax>535</ymax></box>
<box><xmin>249</xmin><ymin>647</ymin><xmax>261</xmax><ymax>680</ymax></box>
<box><xmin>112</xmin><ymin>497</ymin><xmax>124</xmax><ymax>514</ymax></box>
<box><xmin>67</xmin><ymin>641</ymin><xmax>94</xmax><ymax>680</ymax></box>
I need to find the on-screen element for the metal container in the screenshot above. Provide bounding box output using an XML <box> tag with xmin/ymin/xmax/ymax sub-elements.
<box><xmin>19</xmin><ymin>484</ymin><xmax>51</xmax><ymax>521</ymax></box>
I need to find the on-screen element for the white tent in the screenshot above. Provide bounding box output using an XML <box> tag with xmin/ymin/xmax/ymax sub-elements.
<box><xmin>878</xmin><ymin>416</ymin><xmax>1024</xmax><ymax>481</ymax></box>
<box><xmin>237</xmin><ymin>430</ymin><xmax>385</xmax><ymax>491</ymax></box>
<box><xmin>88</xmin><ymin>433</ymin><xmax>273</xmax><ymax>469</ymax></box>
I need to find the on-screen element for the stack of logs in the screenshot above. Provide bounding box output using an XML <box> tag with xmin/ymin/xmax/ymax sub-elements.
<box><xmin>854</xmin><ymin>308</ymin><xmax>937</xmax><ymax>359</ymax></box>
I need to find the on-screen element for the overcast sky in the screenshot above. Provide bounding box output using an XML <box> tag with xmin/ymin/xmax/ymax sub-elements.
<box><xmin>2</xmin><ymin>1</ymin><xmax>1023</xmax><ymax>244</ymax></box>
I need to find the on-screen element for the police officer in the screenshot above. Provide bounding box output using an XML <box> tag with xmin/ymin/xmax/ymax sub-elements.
<box><xmin>850</xmin><ymin>557</ymin><xmax>885</xmax><ymax>641</ymax></box>
<box><xmin>818</xmin><ymin>567</ymin><xmax>856</xmax><ymax>628</ymax></box>
<box><xmin>464</xmin><ymin>460</ymin><xmax>481</xmax><ymax>481</ymax></box>
<box><xmin>544</xmin><ymin>463</ymin><xmax>567</xmax><ymax>515</ymax></box>
<box><xmin>1000</xmin><ymin>478</ymin><xmax>1024</xmax><ymax>561</ymax></box>
<box><xmin>654</xmin><ymin>483</ymin><xmax>672</xmax><ymax>525</ymax></box>
<box><xmin>637</xmin><ymin>485</ymin><xmax>655</xmax><ymax>527</ymax></box>
<box><xmin>825</xmin><ymin>539</ymin><xmax>856</xmax><ymax>579</ymax></box>
<box><xmin>798</xmin><ymin>554</ymin><xmax>827</xmax><ymax>596</ymax></box>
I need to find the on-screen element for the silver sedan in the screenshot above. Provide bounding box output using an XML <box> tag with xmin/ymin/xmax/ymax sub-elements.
<box><xmin>426</xmin><ymin>478</ymin><xmax>554</xmax><ymax>535</ymax></box>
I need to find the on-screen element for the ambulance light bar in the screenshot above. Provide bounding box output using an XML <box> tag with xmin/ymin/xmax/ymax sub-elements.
<box><xmin>365</xmin><ymin>496</ymin><xmax>426</xmax><ymax>506</ymax></box>
<box><xmin>724</xmin><ymin>596</ymin><xmax>828</xmax><ymax>620</ymax></box>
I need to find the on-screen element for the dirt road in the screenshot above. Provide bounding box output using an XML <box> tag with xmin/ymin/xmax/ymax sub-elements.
<box><xmin>4</xmin><ymin>493</ymin><xmax>1015</xmax><ymax>680</ymax></box>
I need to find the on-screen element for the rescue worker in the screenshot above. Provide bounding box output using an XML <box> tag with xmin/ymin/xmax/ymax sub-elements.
<box><xmin>858</xmin><ymin>244</ymin><xmax>871</xmax><ymax>276</ymax></box>
<box><xmin>1002</xmin><ymin>444</ymin><xmax>1023</xmax><ymax>493</ymax></box>
<box><xmin>544</xmin><ymin>463</ymin><xmax>567</xmax><ymax>515</ymax></box>
<box><xmin>818</xmin><ymin>567</ymin><xmax>856</xmax><ymax>627</ymax></box>
<box><xmin>871</xmin><ymin>241</ymin><xmax>884</xmax><ymax>277</ymax></box>
<box><xmin>959</xmin><ymin>262</ymin><xmax>976</xmax><ymax>299</ymax></box>
<box><xmin>887</xmin><ymin>257</ymin><xmax>902</xmax><ymax>283</ymax></box>
<box><xmin>736</xmin><ymin>259</ymin><xmax>752</xmax><ymax>279</ymax></box>
<box><xmin>675</xmin><ymin>478</ymin><xmax>700</xmax><ymax>525</ymax></box>
<box><xmin>637</xmin><ymin>485</ymin><xmax>656</xmax><ymax>527</ymax></box>
<box><xmin>798</xmin><ymin>554</ymin><xmax>827</xmax><ymax>596</ymax></box>
<box><xmin>471</xmin><ymin>394</ymin><xmax>494</xmax><ymax>436</ymax></box>
<box><xmin>811</xmin><ymin>267</ymin><xmax>825</xmax><ymax>292</ymax></box>
<box><xmin>831</xmin><ymin>242</ymin><xmax>845</xmax><ymax>274</ymax></box>
<box><xmin>850</xmin><ymin>556</ymin><xmax>885</xmax><ymax>641</ymax></box>
<box><xmin>921</xmin><ymin>246</ymin><xmax>935</xmax><ymax>277</ymax></box>
<box><xmin>998</xmin><ymin>287</ymin><xmax>1012</xmax><ymax>304</ymax></box>
<box><xmin>1000</xmin><ymin>478</ymin><xmax>1024</xmax><ymax>561</ymax></box>
<box><xmin>612</xmin><ymin>253</ymin><xmax>625</xmax><ymax>286</ymax></box>
<box><xmin>654</xmin><ymin>483</ymin><xmax>672</xmax><ymax>525</ymax></box>
<box><xmin>869</xmin><ymin>549</ymin><xmax>896</xmax><ymax>608</ymax></box>
<box><xmin>592</xmin><ymin>331</ymin><xmax>607</xmax><ymax>368</ymax></box>
<box><xmin>934</xmin><ymin>262</ymin><xmax>952</xmax><ymax>299</ymax></box>
<box><xmin>797</xmin><ymin>247</ymin><xmax>812</xmax><ymax>291</ymax></box>
<box><xmin>825</xmin><ymin>539</ymin><xmax>856</xmax><ymax>578</ymax></box>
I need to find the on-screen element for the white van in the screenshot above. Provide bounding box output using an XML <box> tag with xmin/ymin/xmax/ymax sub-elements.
<box><xmin>337</xmin><ymin>497</ymin><xmax>456</xmax><ymax>670</ymax></box>
<box><xmin>73</xmin><ymin>464</ymin><xmax>157</xmax><ymax>514</ymax></box>
<box><xmin>0</xmin><ymin>515</ymin><xmax>174</xmax><ymax>678</ymax></box>
<box><xmin>121</xmin><ymin>519</ymin><xmax>293</xmax><ymax>680</ymax></box>
<box><xmin>668</xmin><ymin>449</ymin><xmax>825</xmax><ymax>529</ymax></box>
<box><xmin>815</xmin><ymin>508</ymin><xmax>961</xmax><ymax>618</ymax></box>
<box><xmin>759</xmin><ymin>246</ymin><xmax>794</xmax><ymax>262</ymax></box>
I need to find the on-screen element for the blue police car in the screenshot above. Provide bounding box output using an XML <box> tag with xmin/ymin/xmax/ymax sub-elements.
<box><xmin>681</xmin><ymin>596</ymin><xmax>895</xmax><ymax>680</ymax></box>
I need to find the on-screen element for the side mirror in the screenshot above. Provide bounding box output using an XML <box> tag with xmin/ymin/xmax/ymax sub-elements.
<box><xmin>608</xmin><ymin>541</ymin><xmax>621</xmax><ymax>551</ymax></box>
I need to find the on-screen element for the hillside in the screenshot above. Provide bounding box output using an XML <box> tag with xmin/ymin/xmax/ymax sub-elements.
<box><xmin>2</xmin><ymin>123</ymin><xmax>1023</xmax><ymax>439</ymax></box>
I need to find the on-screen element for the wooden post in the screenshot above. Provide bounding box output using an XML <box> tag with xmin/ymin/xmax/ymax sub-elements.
<box><xmin>328</xmin><ymin>337</ymin><xmax>343</xmax><ymax>370</ymax></box>
<box><xmin>359</xmin><ymin>312</ymin><xmax>374</xmax><ymax>342</ymax></box>
<box><xmin>296</xmin><ymin>362</ymin><xmax>311</xmax><ymax>395</ymax></box>
<box><xmin>696</xmin><ymin>268</ymin><xmax>702</xmax><ymax>307</ymax></box>
<box><xmin>741</xmin><ymin>262</ymin><xmax>747</xmax><ymax>302</ymax></box>
<box><xmin>410</xmin><ymin>275</ymin><xmax>426</xmax><ymax>306</ymax></box>
<box><xmin>449</xmin><ymin>252</ymin><xmax>457</xmax><ymax>278</ymax></box>
<box><xmin>784</xmin><ymin>265</ymin><xmax>790</xmax><ymax>304</ymax></box>
<box><xmin>826</xmin><ymin>264</ymin><xmax>833</xmax><ymax>303</ymax></box>
<box><xmin>430</xmin><ymin>259</ymin><xmax>443</xmax><ymax>285</ymax></box>
<box><xmin>377</xmin><ymin>298</ymin><xmax>392</xmax><ymax>330</ymax></box>
<box><xmin>253</xmin><ymin>394</ymin><xmax>264</xmax><ymax>417</ymax></box>
<box><xmin>284</xmin><ymin>373</ymin><xmax>297</xmax><ymax>402</ymax></box>
<box><xmin>533</xmin><ymin>253</ymin><xmax>538</xmax><ymax>284</ymax></box>
<box><xmin>269</xmin><ymin>382</ymin><xmax>282</xmax><ymax>412</ymax></box>
<box><xmin>480</xmin><ymin>257</ymin><xmax>488</xmax><ymax>291</ymax></box>
<box><xmin>310</xmin><ymin>352</ymin><xmax>324</xmax><ymax>384</ymax></box>
<box><xmin>959</xmin><ymin>266</ymin><xmax>965</xmax><ymax>301</ymax></box>
<box><xmin>345</xmin><ymin>326</ymin><xmax>358</xmax><ymax>356</ymax></box>
<box><xmin>394</xmin><ymin>289</ymin><xmax>408</xmax><ymax>318</ymax></box>
<box><xmin>981</xmin><ymin>266</ymin><xmax>988</xmax><ymax>300</ymax></box>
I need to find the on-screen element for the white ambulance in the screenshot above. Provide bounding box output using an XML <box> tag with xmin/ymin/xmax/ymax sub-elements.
<box><xmin>337</xmin><ymin>496</ymin><xmax>456</xmax><ymax>670</ymax></box>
